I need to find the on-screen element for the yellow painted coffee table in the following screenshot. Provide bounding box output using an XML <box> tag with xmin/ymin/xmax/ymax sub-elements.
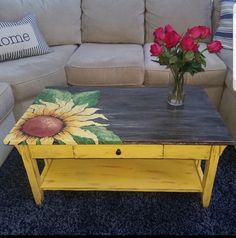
<box><xmin>4</xmin><ymin>87</ymin><xmax>234</xmax><ymax>207</ymax></box>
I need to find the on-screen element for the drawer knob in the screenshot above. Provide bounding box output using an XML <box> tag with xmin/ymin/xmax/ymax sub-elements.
<box><xmin>116</xmin><ymin>149</ymin><xmax>121</xmax><ymax>155</ymax></box>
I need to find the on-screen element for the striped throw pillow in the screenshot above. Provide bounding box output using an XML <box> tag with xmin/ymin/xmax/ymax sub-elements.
<box><xmin>214</xmin><ymin>0</ymin><xmax>236</xmax><ymax>50</ymax></box>
<box><xmin>0</xmin><ymin>14</ymin><xmax>51</xmax><ymax>62</ymax></box>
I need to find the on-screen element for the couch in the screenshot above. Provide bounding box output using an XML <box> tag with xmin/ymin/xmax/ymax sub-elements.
<box><xmin>0</xmin><ymin>0</ymin><xmax>235</xmax><ymax>165</ymax></box>
<box><xmin>0</xmin><ymin>83</ymin><xmax>15</xmax><ymax>166</ymax></box>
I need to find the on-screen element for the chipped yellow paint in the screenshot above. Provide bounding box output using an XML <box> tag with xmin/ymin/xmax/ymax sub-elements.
<box><xmin>41</xmin><ymin>159</ymin><xmax>202</xmax><ymax>192</ymax></box>
<box><xmin>202</xmin><ymin>145</ymin><xmax>226</xmax><ymax>208</ymax></box>
<box><xmin>29</xmin><ymin>145</ymin><xmax>74</xmax><ymax>159</ymax></box>
<box><xmin>16</xmin><ymin>145</ymin><xmax>44</xmax><ymax>205</ymax></box>
<box><xmin>15</xmin><ymin>144</ymin><xmax>225</xmax><ymax>207</ymax></box>
<box><xmin>163</xmin><ymin>145</ymin><xmax>212</xmax><ymax>159</ymax></box>
<box><xmin>74</xmin><ymin>145</ymin><xmax>163</xmax><ymax>159</ymax></box>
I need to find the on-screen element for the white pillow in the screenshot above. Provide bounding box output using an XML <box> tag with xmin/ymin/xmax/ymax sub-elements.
<box><xmin>0</xmin><ymin>14</ymin><xmax>51</xmax><ymax>61</ymax></box>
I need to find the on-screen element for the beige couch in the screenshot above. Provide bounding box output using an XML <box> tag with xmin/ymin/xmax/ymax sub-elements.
<box><xmin>0</xmin><ymin>83</ymin><xmax>15</xmax><ymax>166</ymax></box>
<box><xmin>0</xmin><ymin>0</ymin><xmax>235</xmax><ymax>165</ymax></box>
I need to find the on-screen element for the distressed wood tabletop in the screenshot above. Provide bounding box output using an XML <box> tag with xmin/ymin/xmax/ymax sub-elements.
<box><xmin>66</xmin><ymin>86</ymin><xmax>234</xmax><ymax>145</ymax></box>
<box><xmin>4</xmin><ymin>86</ymin><xmax>234</xmax><ymax>146</ymax></box>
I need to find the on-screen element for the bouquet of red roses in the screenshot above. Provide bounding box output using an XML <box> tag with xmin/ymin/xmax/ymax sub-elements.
<box><xmin>150</xmin><ymin>24</ymin><xmax>223</xmax><ymax>106</ymax></box>
<box><xmin>150</xmin><ymin>24</ymin><xmax>223</xmax><ymax>76</ymax></box>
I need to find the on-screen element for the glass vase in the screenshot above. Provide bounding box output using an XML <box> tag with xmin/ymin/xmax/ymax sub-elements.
<box><xmin>167</xmin><ymin>71</ymin><xmax>186</xmax><ymax>107</ymax></box>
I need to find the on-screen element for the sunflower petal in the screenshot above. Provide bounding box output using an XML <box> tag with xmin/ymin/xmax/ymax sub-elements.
<box><xmin>77</xmin><ymin>113</ymin><xmax>108</xmax><ymax>122</ymax></box>
<box><xmin>39</xmin><ymin>100</ymin><xmax>60</xmax><ymax>109</ymax></box>
<box><xmin>3</xmin><ymin>133</ymin><xmax>16</xmax><ymax>144</ymax></box>
<box><xmin>4</xmin><ymin>131</ymin><xmax>28</xmax><ymax>145</ymax></box>
<box><xmin>40</xmin><ymin>137</ymin><xmax>54</xmax><ymax>145</ymax></box>
<box><xmin>36</xmin><ymin>100</ymin><xmax>60</xmax><ymax>115</ymax></box>
<box><xmin>54</xmin><ymin>99</ymin><xmax>75</xmax><ymax>116</ymax></box>
<box><xmin>54</xmin><ymin>131</ymin><xmax>77</xmax><ymax>145</ymax></box>
<box><xmin>62</xmin><ymin>115</ymin><xmax>81</xmax><ymax>123</ymax></box>
<box><xmin>60</xmin><ymin>103</ymin><xmax>88</xmax><ymax>118</ymax></box>
<box><xmin>10</xmin><ymin>120</ymin><xmax>25</xmax><ymax>132</ymax></box>
<box><xmin>65</xmin><ymin>127</ymin><xmax>99</xmax><ymax>144</ymax></box>
<box><xmin>78</xmin><ymin>107</ymin><xmax>100</xmax><ymax>116</ymax></box>
<box><xmin>26</xmin><ymin>137</ymin><xmax>38</xmax><ymax>145</ymax></box>
<box><xmin>21</xmin><ymin>110</ymin><xmax>35</xmax><ymax>119</ymax></box>
<box><xmin>55</xmin><ymin>98</ymin><xmax>67</xmax><ymax>108</ymax></box>
<box><xmin>30</xmin><ymin>104</ymin><xmax>47</xmax><ymax>115</ymax></box>
<box><xmin>67</xmin><ymin>120</ymin><xmax>109</xmax><ymax>127</ymax></box>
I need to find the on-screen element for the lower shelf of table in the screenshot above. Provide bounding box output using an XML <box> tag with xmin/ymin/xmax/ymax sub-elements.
<box><xmin>40</xmin><ymin>159</ymin><xmax>203</xmax><ymax>192</ymax></box>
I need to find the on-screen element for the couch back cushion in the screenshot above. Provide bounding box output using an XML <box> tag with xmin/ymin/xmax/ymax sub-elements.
<box><xmin>81</xmin><ymin>0</ymin><xmax>144</xmax><ymax>44</ymax></box>
<box><xmin>0</xmin><ymin>0</ymin><xmax>81</xmax><ymax>46</ymax></box>
<box><xmin>145</xmin><ymin>0</ymin><xmax>212</xmax><ymax>43</ymax></box>
<box><xmin>212</xmin><ymin>0</ymin><xmax>221</xmax><ymax>36</ymax></box>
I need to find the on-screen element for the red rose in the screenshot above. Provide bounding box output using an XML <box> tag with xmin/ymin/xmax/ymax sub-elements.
<box><xmin>199</xmin><ymin>26</ymin><xmax>211</xmax><ymax>39</ymax></box>
<box><xmin>164</xmin><ymin>31</ymin><xmax>180</xmax><ymax>48</ymax></box>
<box><xmin>165</xmin><ymin>24</ymin><xmax>175</xmax><ymax>33</ymax></box>
<box><xmin>188</xmin><ymin>26</ymin><xmax>211</xmax><ymax>40</ymax></box>
<box><xmin>207</xmin><ymin>40</ymin><xmax>223</xmax><ymax>53</ymax></box>
<box><xmin>153</xmin><ymin>27</ymin><xmax>165</xmax><ymax>44</ymax></box>
<box><xmin>188</xmin><ymin>26</ymin><xmax>202</xmax><ymax>39</ymax></box>
<box><xmin>181</xmin><ymin>35</ymin><xmax>198</xmax><ymax>51</ymax></box>
<box><xmin>150</xmin><ymin>43</ymin><xmax>164</xmax><ymax>56</ymax></box>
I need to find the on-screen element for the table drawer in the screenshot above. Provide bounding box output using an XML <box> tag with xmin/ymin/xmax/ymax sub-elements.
<box><xmin>73</xmin><ymin>145</ymin><xmax>163</xmax><ymax>159</ymax></box>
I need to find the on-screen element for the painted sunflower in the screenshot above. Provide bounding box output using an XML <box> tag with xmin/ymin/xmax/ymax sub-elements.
<box><xmin>4</xmin><ymin>98</ymin><xmax>109</xmax><ymax>145</ymax></box>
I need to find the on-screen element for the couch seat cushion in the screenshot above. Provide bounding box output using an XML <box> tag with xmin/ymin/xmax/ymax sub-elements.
<box><xmin>0</xmin><ymin>45</ymin><xmax>77</xmax><ymax>102</ymax></box>
<box><xmin>66</xmin><ymin>43</ymin><xmax>144</xmax><ymax>86</ymax></box>
<box><xmin>144</xmin><ymin>43</ymin><xmax>227</xmax><ymax>87</ymax></box>
<box><xmin>0</xmin><ymin>83</ymin><xmax>14</xmax><ymax>121</ymax></box>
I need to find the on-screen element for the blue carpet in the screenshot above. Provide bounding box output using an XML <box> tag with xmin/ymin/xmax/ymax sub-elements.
<box><xmin>0</xmin><ymin>146</ymin><xmax>236</xmax><ymax>235</ymax></box>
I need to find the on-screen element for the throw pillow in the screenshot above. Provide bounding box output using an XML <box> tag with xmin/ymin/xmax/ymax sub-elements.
<box><xmin>0</xmin><ymin>14</ymin><xmax>51</xmax><ymax>62</ymax></box>
<box><xmin>214</xmin><ymin>0</ymin><xmax>236</xmax><ymax>49</ymax></box>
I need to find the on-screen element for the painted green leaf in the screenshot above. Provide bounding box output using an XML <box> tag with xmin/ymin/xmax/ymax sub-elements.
<box><xmin>36</xmin><ymin>138</ymin><xmax>41</xmax><ymax>145</ymax></box>
<box><xmin>54</xmin><ymin>139</ymin><xmax>66</xmax><ymax>145</ymax></box>
<box><xmin>72</xmin><ymin>135</ymin><xmax>95</xmax><ymax>144</ymax></box>
<box><xmin>73</xmin><ymin>91</ymin><xmax>101</xmax><ymax>107</ymax></box>
<box><xmin>82</xmin><ymin>126</ymin><xmax>122</xmax><ymax>144</ymax></box>
<box><xmin>19</xmin><ymin>141</ymin><xmax>27</xmax><ymax>145</ymax></box>
<box><xmin>34</xmin><ymin>88</ymin><xmax>72</xmax><ymax>104</ymax></box>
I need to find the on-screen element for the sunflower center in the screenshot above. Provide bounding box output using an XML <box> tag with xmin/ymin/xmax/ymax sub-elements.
<box><xmin>22</xmin><ymin>115</ymin><xmax>64</xmax><ymax>138</ymax></box>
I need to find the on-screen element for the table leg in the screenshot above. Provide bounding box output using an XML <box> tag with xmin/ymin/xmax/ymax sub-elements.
<box><xmin>16</xmin><ymin>145</ymin><xmax>44</xmax><ymax>205</ymax></box>
<box><xmin>202</xmin><ymin>145</ymin><xmax>225</xmax><ymax>208</ymax></box>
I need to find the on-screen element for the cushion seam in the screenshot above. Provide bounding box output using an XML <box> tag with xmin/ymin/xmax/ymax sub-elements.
<box><xmin>66</xmin><ymin>65</ymin><xmax>144</xmax><ymax>69</ymax></box>
<box><xmin>0</xmin><ymin>85</ymin><xmax>12</xmax><ymax>98</ymax></box>
<box><xmin>145</xmin><ymin>68</ymin><xmax>227</xmax><ymax>72</ymax></box>
<box><xmin>68</xmin><ymin>82</ymin><xmax>144</xmax><ymax>86</ymax></box>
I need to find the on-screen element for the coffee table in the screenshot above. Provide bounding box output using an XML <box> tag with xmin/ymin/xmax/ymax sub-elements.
<box><xmin>4</xmin><ymin>86</ymin><xmax>235</xmax><ymax>207</ymax></box>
